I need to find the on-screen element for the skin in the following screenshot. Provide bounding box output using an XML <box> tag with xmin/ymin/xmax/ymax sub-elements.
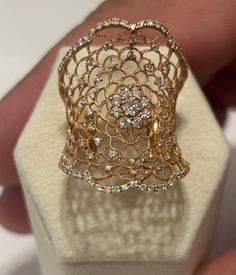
<box><xmin>0</xmin><ymin>0</ymin><xmax>236</xmax><ymax>273</ymax></box>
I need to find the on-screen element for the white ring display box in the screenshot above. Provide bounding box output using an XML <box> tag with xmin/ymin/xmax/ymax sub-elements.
<box><xmin>14</xmin><ymin>48</ymin><xmax>230</xmax><ymax>275</ymax></box>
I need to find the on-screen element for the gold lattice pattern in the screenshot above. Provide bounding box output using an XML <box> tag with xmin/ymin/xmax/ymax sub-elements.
<box><xmin>58</xmin><ymin>18</ymin><xmax>190</xmax><ymax>193</ymax></box>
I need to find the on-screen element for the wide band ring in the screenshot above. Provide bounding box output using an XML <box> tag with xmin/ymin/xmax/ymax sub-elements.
<box><xmin>58</xmin><ymin>18</ymin><xmax>190</xmax><ymax>193</ymax></box>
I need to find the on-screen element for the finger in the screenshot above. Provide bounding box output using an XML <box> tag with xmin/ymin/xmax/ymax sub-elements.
<box><xmin>195</xmin><ymin>249</ymin><xmax>236</xmax><ymax>275</ymax></box>
<box><xmin>0</xmin><ymin>186</ymin><xmax>31</xmax><ymax>233</ymax></box>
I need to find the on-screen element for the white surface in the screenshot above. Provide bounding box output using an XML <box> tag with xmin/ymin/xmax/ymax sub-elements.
<box><xmin>0</xmin><ymin>1</ymin><xmax>235</xmax><ymax>275</ymax></box>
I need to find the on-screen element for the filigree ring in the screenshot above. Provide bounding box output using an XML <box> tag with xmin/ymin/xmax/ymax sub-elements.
<box><xmin>58</xmin><ymin>18</ymin><xmax>190</xmax><ymax>193</ymax></box>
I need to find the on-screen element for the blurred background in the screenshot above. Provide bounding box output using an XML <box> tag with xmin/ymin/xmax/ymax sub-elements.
<box><xmin>0</xmin><ymin>1</ymin><xmax>235</xmax><ymax>274</ymax></box>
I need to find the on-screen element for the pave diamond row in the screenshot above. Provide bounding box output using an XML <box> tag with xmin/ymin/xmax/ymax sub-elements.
<box><xmin>58</xmin><ymin>18</ymin><xmax>186</xmax><ymax>72</ymax></box>
<box><xmin>59</xmin><ymin>163</ymin><xmax>190</xmax><ymax>194</ymax></box>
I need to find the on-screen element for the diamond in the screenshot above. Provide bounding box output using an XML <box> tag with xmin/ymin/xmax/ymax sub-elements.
<box><xmin>132</xmin><ymin>116</ymin><xmax>142</xmax><ymax>128</ymax></box>
<box><xmin>86</xmin><ymin>106</ymin><xmax>95</xmax><ymax>117</ymax></box>
<box><xmin>129</xmin><ymin>34</ymin><xmax>136</xmax><ymax>45</ymax></box>
<box><xmin>129</xmin><ymin>159</ymin><xmax>135</xmax><ymax>164</ymax></box>
<box><xmin>93</xmin><ymin>137</ymin><xmax>101</xmax><ymax>145</ymax></box>
<box><xmin>131</xmin><ymin>169</ymin><xmax>137</xmax><ymax>175</ymax></box>
<box><xmin>130</xmin><ymin>24</ymin><xmax>136</xmax><ymax>31</ymax></box>
<box><xmin>86</xmin><ymin>151</ymin><xmax>94</xmax><ymax>159</ymax></box>
<box><xmin>120</xmin><ymin>86</ymin><xmax>130</xmax><ymax>98</ymax></box>
<box><xmin>109</xmin><ymin>149</ymin><xmax>117</xmax><ymax>158</ymax></box>
<box><xmin>127</xmin><ymin>50</ymin><xmax>136</xmax><ymax>60</ymax></box>
<box><xmin>88</xmin><ymin>90</ymin><xmax>96</xmax><ymax>100</ymax></box>
<box><xmin>111</xmin><ymin>94</ymin><xmax>121</xmax><ymax>106</ymax></box>
<box><xmin>112</xmin><ymin>106</ymin><xmax>121</xmax><ymax>118</ymax></box>
<box><xmin>164</xmin><ymin>152</ymin><xmax>171</xmax><ymax>160</ymax></box>
<box><xmin>71</xmin><ymin>170</ymin><xmax>83</xmax><ymax>178</ymax></box>
<box><xmin>95</xmin><ymin>184</ymin><xmax>105</xmax><ymax>192</ymax></box>
<box><xmin>163</xmin><ymin>62</ymin><xmax>170</xmax><ymax>75</ymax></box>
<box><xmin>140</xmin><ymin>97</ymin><xmax>149</xmax><ymax>108</ymax></box>
<box><xmin>87</xmin><ymin>122</ymin><xmax>96</xmax><ymax>131</ymax></box>
<box><xmin>120</xmin><ymin>183</ymin><xmax>130</xmax><ymax>190</ymax></box>
<box><xmin>124</xmin><ymin>100</ymin><xmax>139</xmax><ymax>116</ymax></box>
<box><xmin>87</xmin><ymin>57</ymin><xmax>94</xmax><ymax>67</ymax></box>
<box><xmin>78</xmin><ymin>77</ymin><xmax>85</xmax><ymax>89</ymax></box>
<box><xmin>77</xmin><ymin>122</ymin><xmax>85</xmax><ymax>129</ymax></box>
<box><xmin>162</xmin><ymin>111</ymin><xmax>169</xmax><ymax>119</ymax></box>
<box><xmin>151</xmin><ymin>43</ymin><xmax>160</xmax><ymax>52</ymax></box>
<box><xmin>154</xmin><ymin>76</ymin><xmax>162</xmax><ymax>87</ymax></box>
<box><xmin>108</xmin><ymin>58</ymin><xmax>118</xmax><ymax>69</ymax></box>
<box><xmin>157</xmin><ymin>138</ymin><xmax>164</xmax><ymax>147</ymax></box>
<box><xmin>83</xmin><ymin>170</ymin><xmax>92</xmax><ymax>181</ymax></box>
<box><xmin>78</xmin><ymin>138</ymin><xmax>85</xmax><ymax>147</ymax></box>
<box><xmin>119</xmin><ymin>117</ymin><xmax>131</xmax><ymax>128</ymax></box>
<box><xmin>141</xmin><ymin>109</ymin><xmax>151</xmax><ymax>119</ymax></box>
<box><xmin>105</xmin><ymin>165</ymin><xmax>113</xmax><ymax>172</ymax></box>
<box><xmin>133</xmin><ymin>88</ymin><xmax>142</xmax><ymax>99</ymax></box>
<box><xmin>149</xmin><ymin>150</ymin><xmax>155</xmax><ymax>158</ymax></box>
<box><xmin>104</xmin><ymin>42</ymin><xmax>113</xmax><ymax>51</ymax></box>
<box><xmin>94</xmin><ymin>73</ymin><xmax>103</xmax><ymax>83</ymax></box>
<box><xmin>144</xmin><ymin>63</ymin><xmax>155</xmax><ymax>73</ymax></box>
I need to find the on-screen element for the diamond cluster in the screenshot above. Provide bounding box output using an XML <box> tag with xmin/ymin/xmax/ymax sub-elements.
<box><xmin>110</xmin><ymin>86</ymin><xmax>151</xmax><ymax>129</ymax></box>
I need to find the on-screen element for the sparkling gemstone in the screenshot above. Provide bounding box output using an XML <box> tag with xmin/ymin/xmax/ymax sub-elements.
<box><xmin>119</xmin><ymin>117</ymin><xmax>131</xmax><ymax>128</ymax></box>
<box><xmin>77</xmin><ymin>122</ymin><xmax>85</xmax><ymax>129</ymax></box>
<box><xmin>127</xmin><ymin>50</ymin><xmax>136</xmax><ymax>60</ymax></box>
<box><xmin>78</xmin><ymin>77</ymin><xmax>85</xmax><ymax>89</ymax></box>
<box><xmin>156</xmin><ymin>160</ymin><xmax>163</xmax><ymax>171</ymax></box>
<box><xmin>93</xmin><ymin>137</ymin><xmax>101</xmax><ymax>145</ymax></box>
<box><xmin>112</xmin><ymin>106</ymin><xmax>121</xmax><ymax>118</ymax></box>
<box><xmin>140</xmin><ymin>184</ymin><xmax>147</xmax><ymax>191</ymax></box>
<box><xmin>88</xmin><ymin>90</ymin><xmax>96</xmax><ymax>100</ymax></box>
<box><xmin>83</xmin><ymin>171</ymin><xmax>92</xmax><ymax>181</ymax></box>
<box><xmin>120</xmin><ymin>87</ymin><xmax>130</xmax><ymax>98</ymax></box>
<box><xmin>133</xmin><ymin>88</ymin><xmax>142</xmax><ymax>99</ymax></box>
<box><xmin>130</xmin><ymin>180</ymin><xmax>138</xmax><ymax>186</ymax></box>
<box><xmin>162</xmin><ymin>111</ymin><xmax>169</xmax><ymax>119</ymax></box>
<box><xmin>86</xmin><ymin>106</ymin><xmax>94</xmax><ymax>117</ymax></box>
<box><xmin>108</xmin><ymin>58</ymin><xmax>118</xmax><ymax>69</ymax></box>
<box><xmin>121</xmin><ymin>183</ymin><xmax>130</xmax><ymax>190</ymax></box>
<box><xmin>87</xmin><ymin>122</ymin><xmax>96</xmax><ymax>131</ymax></box>
<box><xmin>78</xmin><ymin>138</ymin><xmax>85</xmax><ymax>147</ymax></box>
<box><xmin>140</xmin><ymin>97</ymin><xmax>149</xmax><ymax>108</ymax></box>
<box><xmin>129</xmin><ymin>34</ymin><xmax>136</xmax><ymax>45</ymax></box>
<box><xmin>149</xmin><ymin>150</ymin><xmax>155</xmax><ymax>158</ymax></box>
<box><xmin>147</xmin><ymin>185</ymin><xmax>155</xmax><ymax>191</ymax></box>
<box><xmin>130</xmin><ymin>24</ymin><xmax>136</xmax><ymax>31</ymax></box>
<box><xmin>129</xmin><ymin>159</ymin><xmax>135</xmax><ymax>164</ymax></box>
<box><xmin>124</xmin><ymin>100</ymin><xmax>139</xmax><ymax>116</ymax></box>
<box><xmin>72</xmin><ymin>170</ymin><xmax>82</xmax><ymax>178</ymax></box>
<box><xmin>95</xmin><ymin>184</ymin><xmax>105</xmax><ymax>192</ymax></box>
<box><xmin>86</xmin><ymin>151</ymin><xmax>94</xmax><ymax>159</ymax></box>
<box><xmin>151</xmin><ymin>43</ymin><xmax>160</xmax><ymax>52</ymax></box>
<box><xmin>104</xmin><ymin>42</ymin><xmax>113</xmax><ymax>51</ymax></box>
<box><xmin>154</xmin><ymin>76</ymin><xmax>162</xmax><ymax>87</ymax></box>
<box><xmin>130</xmin><ymin>169</ymin><xmax>137</xmax><ymax>175</ymax></box>
<box><xmin>164</xmin><ymin>152</ymin><xmax>171</xmax><ymax>160</ymax></box>
<box><xmin>141</xmin><ymin>109</ymin><xmax>151</xmax><ymax>119</ymax></box>
<box><xmin>94</xmin><ymin>73</ymin><xmax>103</xmax><ymax>83</ymax></box>
<box><xmin>87</xmin><ymin>57</ymin><xmax>94</xmax><ymax>67</ymax></box>
<box><xmin>144</xmin><ymin>63</ymin><xmax>155</xmax><ymax>73</ymax></box>
<box><xmin>111</xmin><ymin>94</ymin><xmax>121</xmax><ymax>105</ymax></box>
<box><xmin>157</xmin><ymin>138</ymin><xmax>164</xmax><ymax>147</ymax></box>
<box><xmin>163</xmin><ymin>63</ymin><xmax>170</xmax><ymax>75</ymax></box>
<box><xmin>132</xmin><ymin>116</ymin><xmax>142</xmax><ymax>128</ymax></box>
<box><xmin>105</xmin><ymin>165</ymin><xmax>113</xmax><ymax>172</ymax></box>
<box><xmin>109</xmin><ymin>149</ymin><xmax>117</xmax><ymax>158</ymax></box>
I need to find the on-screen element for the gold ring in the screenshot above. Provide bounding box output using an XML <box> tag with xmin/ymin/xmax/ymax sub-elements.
<box><xmin>58</xmin><ymin>18</ymin><xmax>190</xmax><ymax>193</ymax></box>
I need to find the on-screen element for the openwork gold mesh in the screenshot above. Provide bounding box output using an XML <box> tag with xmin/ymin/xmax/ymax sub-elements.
<box><xmin>58</xmin><ymin>18</ymin><xmax>190</xmax><ymax>193</ymax></box>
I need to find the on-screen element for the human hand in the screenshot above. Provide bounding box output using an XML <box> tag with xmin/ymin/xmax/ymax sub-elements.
<box><xmin>0</xmin><ymin>0</ymin><xmax>236</xmax><ymax>273</ymax></box>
